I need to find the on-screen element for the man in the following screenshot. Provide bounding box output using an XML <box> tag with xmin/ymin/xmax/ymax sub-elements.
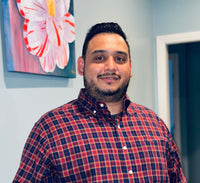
<box><xmin>13</xmin><ymin>22</ymin><xmax>186</xmax><ymax>182</ymax></box>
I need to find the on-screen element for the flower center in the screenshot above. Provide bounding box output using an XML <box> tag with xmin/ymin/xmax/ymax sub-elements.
<box><xmin>46</xmin><ymin>0</ymin><xmax>56</xmax><ymax>17</ymax></box>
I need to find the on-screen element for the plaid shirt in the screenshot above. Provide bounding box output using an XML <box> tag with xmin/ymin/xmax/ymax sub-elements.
<box><xmin>13</xmin><ymin>89</ymin><xmax>186</xmax><ymax>183</ymax></box>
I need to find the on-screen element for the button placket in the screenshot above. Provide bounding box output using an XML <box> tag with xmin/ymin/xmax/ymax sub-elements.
<box><xmin>100</xmin><ymin>103</ymin><xmax>104</xmax><ymax>108</ymax></box>
<box><xmin>122</xmin><ymin>146</ymin><xmax>127</xmax><ymax>150</ymax></box>
<box><xmin>128</xmin><ymin>170</ymin><xmax>133</xmax><ymax>174</ymax></box>
<box><xmin>116</xmin><ymin>117</ymin><xmax>134</xmax><ymax>177</ymax></box>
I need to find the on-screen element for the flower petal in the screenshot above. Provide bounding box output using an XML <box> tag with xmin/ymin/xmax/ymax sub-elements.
<box><xmin>63</xmin><ymin>13</ymin><xmax>75</xmax><ymax>43</ymax></box>
<box><xmin>39</xmin><ymin>44</ymin><xmax>69</xmax><ymax>72</ymax></box>
<box><xmin>55</xmin><ymin>44</ymin><xmax>69</xmax><ymax>69</ymax></box>
<box><xmin>46</xmin><ymin>17</ymin><xmax>64</xmax><ymax>46</ymax></box>
<box><xmin>39</xmin><ymin>50</ymin><xmax>56</xmax><ymax>72</ymax></box>
<box><xmin>17</xmin><ymin>0</ymin><xmax>48</xmax><ymax>21</ymax></box>
<box><xmin>23</xmin><ymin>20</ymin><xmax>50</xmax><ymax>58</ymax></box>
<box><xmin>54</xmin><ymin>0</ymin><xmax>65</xmax><ymax>18</ymax></box>
<box><xmin>62</xmin><ymin>0</ymin><xmax>70</xmax><ymax>15</ymax></box>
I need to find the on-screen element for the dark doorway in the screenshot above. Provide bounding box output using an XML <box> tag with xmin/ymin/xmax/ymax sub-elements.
<box><xmin>168</xmin><ymin>42</ymin><xmax>200</xmax><ymax>183</ymax></box>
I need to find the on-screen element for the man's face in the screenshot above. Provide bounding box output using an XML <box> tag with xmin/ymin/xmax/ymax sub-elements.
<box><xmin>79</xmin><ymin>33</ymin><xmax>132</xmax><ymax>103</ymax></box>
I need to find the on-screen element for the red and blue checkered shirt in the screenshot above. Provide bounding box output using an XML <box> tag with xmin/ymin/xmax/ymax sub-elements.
<box><xmin>13</xmin><ymin>89</ymin><xmax>186</xmax><ymax>182</ymax></box>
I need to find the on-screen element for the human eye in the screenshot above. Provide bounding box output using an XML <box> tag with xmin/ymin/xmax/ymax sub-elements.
<box><xmin>93</xmin><ymin>55</ymin><xmax>105</xmax><ymax>63</ymax></box>
<box><xmin>96</xmin><ymin>56</ymin><xmax>104</xmax><ymax>60</ymax></box>
<box><xmin>115</xmin><ymin>55</ymin><xmax>126</xmax><ymax>64</ymax></box>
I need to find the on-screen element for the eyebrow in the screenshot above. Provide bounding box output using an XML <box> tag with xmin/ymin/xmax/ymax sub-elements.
<box><xmin>91</xmin><ymin>50</ymin><xmax>128</xmax><ymax>57</ymax></box>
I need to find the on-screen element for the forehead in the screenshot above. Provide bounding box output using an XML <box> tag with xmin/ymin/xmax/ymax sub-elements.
<box><xmin>87</xmin><ymin>33</ymin><xmax>129</xmax><ymax>55</ymax></box>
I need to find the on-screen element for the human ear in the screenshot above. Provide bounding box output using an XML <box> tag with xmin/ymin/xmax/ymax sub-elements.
<box><xmin>77</xmin><ymin>56</ymin><xmax>84</xmax><ymax>76</ymax></box>
<box><xmin>130</xmin><ymin>60</ymin><xmax>133</xmax><ymax>77</ymax></box>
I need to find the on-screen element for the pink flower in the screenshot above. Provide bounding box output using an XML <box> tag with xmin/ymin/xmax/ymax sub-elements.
<box><xmin>17</xmin><ymin>0</ymin><xmax>75</xmax><ymax>72</ymax></box>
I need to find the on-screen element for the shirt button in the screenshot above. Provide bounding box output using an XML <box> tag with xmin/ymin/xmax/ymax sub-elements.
<box><xmin>100</xmin><ymin>103</ymin><xmax>104</xmax><ymax>107</ymax></box>
<box><xmin>118</xmin><ymin>125</ymin><xmax>121</xmax><ymax>129</ymax></box>
<box><xmin>128</xmin><ymin>170</ymin><xmax>133</xmax><ymax>174</ymax></box>
<box><xmin>122</xmin><ymin>146</ymin><xmax>127</xmax><ymax>150</ymax></box>
<box><xmin>93</xmin><ymin>110</ymin><xmax>97</xmax><ymax>114</ymax></box>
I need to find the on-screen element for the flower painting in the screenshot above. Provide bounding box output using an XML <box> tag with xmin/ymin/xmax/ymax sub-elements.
<box><xmin>2</xmin><ymin>0</ymin><xmax>75</xmax><ymax>78</ymax></box>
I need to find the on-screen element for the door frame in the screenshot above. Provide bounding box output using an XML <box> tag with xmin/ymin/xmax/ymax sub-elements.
<box><xmin>156</xmin><ymin>31</ymin><xmax>200</xmax><ymax>129</ymax></box>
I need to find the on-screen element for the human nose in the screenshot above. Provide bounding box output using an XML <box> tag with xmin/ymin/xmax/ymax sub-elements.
<box><xmin>104</xmin><ymin>56</ymin><xmax>117</xmax><ymax>71</ymax></box>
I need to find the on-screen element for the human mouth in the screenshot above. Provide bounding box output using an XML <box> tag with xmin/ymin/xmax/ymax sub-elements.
<box><xmin>97</xmin><ymin>73</ymin><xmax>120</xmax><ymax>82</ymax></box>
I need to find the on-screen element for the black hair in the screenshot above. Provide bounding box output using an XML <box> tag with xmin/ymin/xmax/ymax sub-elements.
<box><xmin>82</xmin><ymin>22</ymin><xmax>130</xmax><ymax>59</ymax></box>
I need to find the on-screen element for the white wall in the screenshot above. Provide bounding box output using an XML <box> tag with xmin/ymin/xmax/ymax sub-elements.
<box><xmin>0</xmin><ymin>0</ymin><xmax>154</xmax><ymax>182</ymax></box>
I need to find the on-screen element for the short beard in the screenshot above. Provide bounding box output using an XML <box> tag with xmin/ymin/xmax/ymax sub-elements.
<box><xmin>83</xmin><ymin>76</ymin><xmax>130</xmax><ymax>103</ymax></box>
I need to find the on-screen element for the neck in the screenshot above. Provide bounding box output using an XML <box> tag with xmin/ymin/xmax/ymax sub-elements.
<box><xmin>105</xmin><ymin>99</ymin><xmax>124</xmax><ymax>115</ymax></box>
<box><xmin>83</xmin><ymin>88</ymin><xmax>125</xmax><ymax>115</ymax></box>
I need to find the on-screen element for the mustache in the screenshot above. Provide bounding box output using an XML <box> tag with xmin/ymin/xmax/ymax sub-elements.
<box><xmin>97</xmin><ymin>73</ymin><xmax>121</xmax><ymax>79</ymax></box>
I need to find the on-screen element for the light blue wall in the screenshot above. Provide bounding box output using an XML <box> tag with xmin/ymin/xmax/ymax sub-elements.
<box><xmin>153</xmin><ymin>0</ymin><xmax>200</xmax><ymax>36</ymax></box>
<box><xmin>0</xmin><ymin>0</ymin><xmax>154</xmax><ymax>182</ymax></box>
<box><xmin>153</xmin><ymin>0</ymin><xmax>200</xmax><ymax>111</ymax></box>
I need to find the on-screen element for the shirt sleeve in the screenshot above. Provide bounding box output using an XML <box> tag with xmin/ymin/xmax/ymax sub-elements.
<box><xmin>13</xmin><ymin>121</ymin><xmax>52</xmax><ymax>182</ymax></box>
<box><xmin>166</xmin><ymin>132</ymin><xmax>187</xmax><ymax>183</ymax></box>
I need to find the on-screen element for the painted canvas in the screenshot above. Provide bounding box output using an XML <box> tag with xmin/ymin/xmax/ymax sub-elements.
<box><xmin>2</xmin><ymin>0</ymin><xmax>75</xmax><ymax>78</ymax></box>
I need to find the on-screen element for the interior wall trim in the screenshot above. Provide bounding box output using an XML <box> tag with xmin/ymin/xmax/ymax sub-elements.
<box><xmin>156</xmin><ymin>31</ymin><xmax>200</xmax><ymax>129</ymax></box>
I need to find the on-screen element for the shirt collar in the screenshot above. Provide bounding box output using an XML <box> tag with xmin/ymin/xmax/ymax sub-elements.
<box><xmin>78</xmin><ymin>88</ymin><xmax>131</xmax><ymax>116</ymax></box>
